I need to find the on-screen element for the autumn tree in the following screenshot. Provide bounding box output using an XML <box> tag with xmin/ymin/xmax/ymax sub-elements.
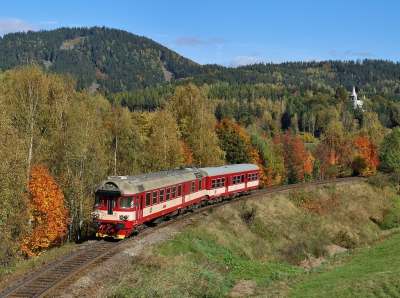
<box><xmin>47</xmin><ymin>91</ymin><xmax>110</xmax><ymax>241</ymax></box>
<box><xmin>103</xmin><ymin>104</ymin><xmax>142</xmax><ymax>175</ymax></box>
<box><xmin>0</xmin><ymin>77</ymin><xmax>29</xmax><ymax>266</ymax></box>
<box><xmin>143</xmin><ymin>109</ymin><xmax>183</xmax><ymax>172</ymax></box>
<box><xmin>22</xmin><ymin>164</ymin><xmax>70</xmax><ymax>256</ymax></box>
<box><xmin>169</xmin><ymin>83</ymin><xmax>225</xmax><ymax>167</ymax></box>
<box><xmin>215</xmin><ymin>118</ymin><xmax>258</xmax><ymax>165</ymax></box>
<box><xmin>181</xmin><ymin>140</ymin><xmax>195</xmax><ymax>166</ymax></box>
<box><xmin>2</xmin><ymin>65</ymin><xmax>50</xmax><ymax>189</ymax></box>
<box><xmin>249</xmin><ymin>132</ymin><xmax>285</xmax><ymax>187</ymax></box>
<box><xmin>360</xmin><ymin>111</ymin><xmax>385</xmax><ymax>146</ymax></box>
<box><xmin>352</xmin><ymin>135</ymin><xmax>379</xmax><ymax>176</ymax></box>
<box><xmin>379</xmin><ymin>127</ymin><xmax>400</xmax><ymax>173</ymax></box>
<box><xmin>273</xmin><ymin>128</ymin><xmax>313</xmax><ymax>184</ymax></box>
<box><xmin>315</xmin><ymin>131</ymin><xmax>354</xmax><ymax>179</ymax></box>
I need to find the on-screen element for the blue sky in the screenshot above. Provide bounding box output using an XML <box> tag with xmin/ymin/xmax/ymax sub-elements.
<box><xmin>1</xmin><ymin>0</ymin><xmax>399</xmax><ymax>67</ymax></box>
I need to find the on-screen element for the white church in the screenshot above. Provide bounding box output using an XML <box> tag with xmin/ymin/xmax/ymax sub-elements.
<box><xmin>350</xmin><ymin>86</ymin><xmax>363</xmax><ymax>109</ymax></box>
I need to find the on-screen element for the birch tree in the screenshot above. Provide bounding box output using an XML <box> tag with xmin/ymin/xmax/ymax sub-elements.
<box><xmin>169</xmin><ymin>83</ymin><xmax>225</xmax><ymax>167</ymax></box>
<box><xmin>2</xmin><ymin>65</ymin><xmax>50</xmax><ymax>189</ymax></box>
<box><xmin>144</xmin><ymin>109</ymin><xmax>183</xmax><ymax>172</ymax></box>
<box><xmin>0</xmin><ymin>76</ymin><xmax>28</xmax><ymax>266</ymax></box>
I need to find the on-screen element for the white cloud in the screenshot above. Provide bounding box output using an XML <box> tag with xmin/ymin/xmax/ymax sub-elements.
<box><xmin>0</xmin><ymin>18</ymin><xmax>39</xmax><ymax>35</ymax></box>
<box><xmin>229</xmin><ymin>55</ymin><xmax>266</xmax><ymax>67</ymax></box>
<box><xmin>330</xmin><ymin>50</ymin><xmax>373</xmax><ymax>59</ymax></box>
<box><xmin>175</xmin><ymin>36</ymin><xmax>209</xmax><ymax>46</ymax></box>
<box><xmin>210</xmin><ymin>37</ymin><xmax>228</xmax><ymax>44</ymax></box>
<box><xmin>175</xmin><ymin>36</ymin><xmax>229</xmax><ymax>47</ymax></box>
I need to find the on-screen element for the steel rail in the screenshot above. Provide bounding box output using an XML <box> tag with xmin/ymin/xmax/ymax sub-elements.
<box><xmin>0</xmin><ymin>239</ymin><xmax>124</xmax><ymax>298</ymax></box>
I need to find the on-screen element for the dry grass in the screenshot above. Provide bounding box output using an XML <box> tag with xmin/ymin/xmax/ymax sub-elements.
<box><xmin>107</xmin><ymin>181</ymin><xmax>399</xmax><ymax>297</ymax></box>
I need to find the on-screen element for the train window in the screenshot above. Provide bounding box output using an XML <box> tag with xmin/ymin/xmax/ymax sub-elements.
<box><xmin>222</xmin><ymin>178</ymin><xmax>225</xmax><ymax>186</ymax></box>
<box><xmin>198</xmin><ymin>180</ymin><xmax>202</xmax><ymax>190</ymax></box>
<box><xmin>256</xmin><ymin>173</ymin><xmax>258</xmax><ymax>179</ymax></box>
<box><xmin>211</xmin><ymin>179</ymin><xmax>215</xmax><ymax>189</ymax></box>
<box><xmin>145</xmin><ymin>193</ymin><xmax>151</xmax><ymax>206</ymax></box>
<box><xmin>166</xmin><ymin>188</ymin><xmax>171</xmax><ymax>200</ymax></box>
<box><xmin>160</xmin><ymin>189</ymin><xmax>165</xmax><ymax>202</ymax></box>
<box><xmin>217</xmin><ymin>178</ymin><xmax>220</xmax><ymax>188</ymax></box>
<box><xmin>153</xmin><ymin>191</ymin><xmax>158</xmax><ymax>204</ymax></box>
<box><xmin>120</xmin><ymin>197</ymin><xmax>133</xmax><ymax>208</ymax></box>
<box><xmin>191</xmin><ymin>182</ymin><xmax>195</xmax><ymax>193</ymax></box>
<box><xmin>241</xmin><ymin>175</ymin><xmax>244</xmax><ymax>183</ymax></box>
<box><xmin>94</xmin><ymin>196</ymin><xmax>102</xmax><ymax>207</ymax></box>
<box><xmin>233</xmin><ymin>176</ymin><xmax>236</xmax><ymax>185</ymax></box>
<box><xmin>172</xmin><ymin>186</ymin><xmax>176</xmax><ymax>198</ymax></box>
<box><xmin>178</xmin><ymin>185</ymin><xmax>182</xmax><ymax>196</ymax></box>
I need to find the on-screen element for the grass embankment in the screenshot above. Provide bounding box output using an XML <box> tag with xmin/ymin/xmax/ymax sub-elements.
<box><xmin>287</xmin><ymin>231</ymin><xmax>400</xmax><ymax>297</ymax></box>
<box><xmin>108</xmin><ymin>175</ymin><xmax>400</xmax><ymax>297</ymax></box>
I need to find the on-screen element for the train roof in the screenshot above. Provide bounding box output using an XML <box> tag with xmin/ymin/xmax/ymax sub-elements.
<box><xmin>95</xmin><ymin>166</ymin><xmax>206</xmax><ymax>196</ymax></box>
<box><xmin>111</xmin><ymin>166</ymin><xmax>204</xmax><ymax>181</ymax></box>
<box><xmin>200</xmin><ymin>164</ymin><xmax>259</xmax><ymax>177</ymax></box>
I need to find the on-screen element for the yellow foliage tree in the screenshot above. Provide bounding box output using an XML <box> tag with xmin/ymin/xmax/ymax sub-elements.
<box><xmin>22</xmin><ymin>164</ymin><xmax>70</xmax><ymax>257</ymax></box>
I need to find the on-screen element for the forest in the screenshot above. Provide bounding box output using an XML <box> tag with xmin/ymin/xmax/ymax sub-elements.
<box><xmin>1</xmin><ymin>26</ymin><xmax>400</xmax><ymax>269</ymax></box>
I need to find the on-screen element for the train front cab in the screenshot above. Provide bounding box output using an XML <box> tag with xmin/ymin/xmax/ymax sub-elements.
<box><xmin>91</xmin><ymin>191</ymin><xmax>141</xmax><ymax>239</ymax></box>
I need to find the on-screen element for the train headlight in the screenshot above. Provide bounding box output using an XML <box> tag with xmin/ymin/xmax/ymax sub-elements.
<box><xmin>123</xmin><ymin>215</ymin><xmax>128</xmax><ymax>220</ymax></box>
<box><xmin>119</xmin><ymin>215</ymin><xmax>128</xmax><ymax>220</ymax></box>
<box><xmin>91</xmin><ymin>212</ymin><xmax>99</xmax><ymax>218</ymax></box>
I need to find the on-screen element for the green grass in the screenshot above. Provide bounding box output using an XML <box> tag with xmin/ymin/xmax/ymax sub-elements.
<box><xmin>287</xmin><ymin>231</ymin><xmax>400</xmax><ymax>297</ymax></box>
<box><xmin>102</xmin><ymin>181</ymin><xmax>400</xmax><ymax>297</ymax></box>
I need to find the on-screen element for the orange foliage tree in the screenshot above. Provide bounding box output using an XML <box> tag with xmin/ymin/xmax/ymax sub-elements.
<box><xmin>215</xmin><ymin>118</ymin><xmax>259</xmax><ymax>164</ymax></box>
<box><xmin>181</xmin><ymin>140</ymin><xmax>195</xmax><ymax>166</ymax></box>
<box><xmin>315</xmin><ymin>131</ymin><xmax>353</xmax><ymax>179</ymax></box>
<box><xmin>216</xmin><ymin>118</ymin><xmax>265</xmax><ymax>183</ymax></box>
<box><xmin>273</xmin><ymin>128</ymin><xmax>313</xmax><ymax>184</ymax></box>
<box><xmin>22</xmin><ymin>164</ymin><xmax>70</xmax><ymax>256</ymax></box>
<box><xmin>352</xmin><ymin>135</ymin><xmax>379</xmax><ymax>176</ymax></box>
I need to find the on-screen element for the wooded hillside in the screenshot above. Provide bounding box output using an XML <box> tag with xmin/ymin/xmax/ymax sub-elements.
<box><xmin>2</xmin><ymin>26</ymin><xmax>400</xmax><ymax>270</ymax></box>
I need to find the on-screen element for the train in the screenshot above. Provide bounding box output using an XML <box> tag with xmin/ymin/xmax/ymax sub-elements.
<box><xmin>90</xmin><ymin>164</ymin><xmax>260</xmax><ymax>239</ymax></box>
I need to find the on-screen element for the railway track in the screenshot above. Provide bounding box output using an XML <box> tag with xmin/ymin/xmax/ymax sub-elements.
<box><xmin>0</xmin><ymin>240</ymin><xmax>125</xmax><ymax>298</ymax></box>
<box><xmin>0</xmin><ymin>176</ymin><xmax>367</xmax><ymax>297</ymax></box>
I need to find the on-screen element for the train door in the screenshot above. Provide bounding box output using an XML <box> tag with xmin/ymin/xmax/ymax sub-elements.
<box><xmin>105</xmin><ymin>195</ymin><xmax>117</xmax><ymax>215</ymax></box>
<box><xmin>180</xmin><ymin>184</ymin><xmax>185</xmax><ymax>204</ymax></box>
<box><xmin>136</xmin><ymin>196</ymin><xmax>142</xmax><ymax>219</ymax></box>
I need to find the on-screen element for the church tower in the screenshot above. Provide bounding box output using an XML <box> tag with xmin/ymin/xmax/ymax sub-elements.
<box><xmin>350</xmin><ymin>86</ymin><xmax>358</xmax><ymax>109</ymax></box>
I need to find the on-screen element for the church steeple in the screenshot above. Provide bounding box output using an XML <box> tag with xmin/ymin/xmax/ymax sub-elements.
<box><xmin>350</xmin><ymin>86</ymin><xmax>358</xmax><ymax>108</ymax></box>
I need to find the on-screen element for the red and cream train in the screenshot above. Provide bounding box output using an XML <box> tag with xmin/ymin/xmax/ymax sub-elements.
<box><xmin>90</xmin><ymin>164</ymin><xmax>259</xmax><ymax>239</ymax></box>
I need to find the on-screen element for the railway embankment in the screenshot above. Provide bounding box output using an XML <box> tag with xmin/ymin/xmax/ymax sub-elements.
<box><xmin>66</xmin><ymin>174</ymin><xmax>400</xmax><ymax>297</ymax></box>
<box><xmin>2</xmin><ymin>175</ymin><xmax>400</xmax><ymax>297</ymax></box>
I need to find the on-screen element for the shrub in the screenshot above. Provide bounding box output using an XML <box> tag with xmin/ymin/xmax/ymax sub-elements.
<box><xmin>366</xmin><ymin>172</ymin><xmax>392</xmax><ymax>189</ymax></box>
<box><xmin>237</xmin><ymin>199</ymin><xmax>257</xmax><ymax>228</ymax></box>
<box><xmin>332</xmin><ymin>230</ymin><xmax>357</xmax><ymax>249</ymax></box>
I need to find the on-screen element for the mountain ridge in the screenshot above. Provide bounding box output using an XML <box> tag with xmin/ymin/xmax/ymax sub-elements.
<box><xmin>0</xmin><ymin>26</ymin><xmax>203</xmax><ymax>94</ymax></box>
